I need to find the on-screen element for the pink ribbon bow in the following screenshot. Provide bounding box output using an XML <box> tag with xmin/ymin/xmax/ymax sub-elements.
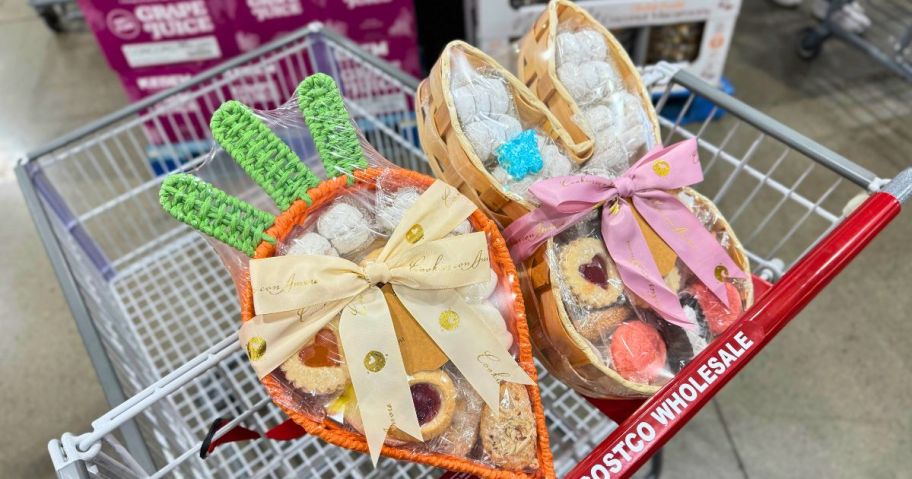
<box><xmin>503</xmin><ymin>139</ymin><xmax>745</xmax><ymax>331</ymax></box>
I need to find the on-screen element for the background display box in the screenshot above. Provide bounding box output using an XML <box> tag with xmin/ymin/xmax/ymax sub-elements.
<box><xmin>466</xmin><ymin>0</ymin><xmax>742</xmax><ymax>89</ymax></box>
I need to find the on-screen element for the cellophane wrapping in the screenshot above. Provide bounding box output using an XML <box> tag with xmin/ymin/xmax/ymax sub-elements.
<box><xmin>428</xmin><ymin>24</ymin><xmax>752</xmax><ymax>397</ymax></box>
<box><xmin>553</xmin><ymin>22</ymin><xmax>658</xmax><ymax>177</ymax></box>
<box><xmin>194</xmin><ymin>95</ymin><xmax>542</xmax><ymax>472</ymax></box>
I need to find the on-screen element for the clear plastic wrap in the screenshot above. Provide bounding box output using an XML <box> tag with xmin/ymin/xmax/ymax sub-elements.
<box><xmin>416</xmin><ymin>30</ymin><xmax>754</xmax><ymax>399</ymax></box>
<box><xmin>537</xmin><ymin>189</ymin><xmax>752</xmax><ymax>394</ymax></box>
<box><xmin>248</xmin><ymin>177</ymin><xmax>544</xmax><ymax>472</ymax></box>
<box><xmin>162</xmin><ymin>75</ymin><xmax>551</xmax><ymax>476</ymax></box>
<box><xmin>448</xmin><ymin>45</ymin><xmax>583</xmax><ymax>203</ymax></box>
<box><xmin>553</xmin><ymin>23</ymin><xmax>655</xmax><ymax>175</ymax></box>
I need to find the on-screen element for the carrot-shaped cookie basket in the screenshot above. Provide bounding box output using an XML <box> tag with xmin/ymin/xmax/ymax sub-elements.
<box><xmin>159</xmin><ymin>73</ymin><xmax>555</xmax><ymax>478</ymax></box>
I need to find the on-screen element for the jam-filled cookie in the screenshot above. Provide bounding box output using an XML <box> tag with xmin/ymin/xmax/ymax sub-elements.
<box><xmin>280</xmin><ymin>325</ymin><xmax>348</xmax><ymax>396</ymax></box>
<box><xmin>560</xmin><ymin>238</ymin><xmax>621</xmax><ymax>308</ymax></box>
<box><xmin>609</xmin><ymin>321</ymin><xmax>667</xmax><ymax>384</ymax></box>
<box><xmin>576</xmin><ymin>304</ymin><xmax>633</xmax><ymax>342</ymax></box>
<box><xmin>480</xmin><ymin>383</ymin><xmax>538</xmax><ymax>471</ymax></box>
<box><xmin>344</xmin><ymin>369</ymin><xmax>458</xmax><ymax>443</ymax></box>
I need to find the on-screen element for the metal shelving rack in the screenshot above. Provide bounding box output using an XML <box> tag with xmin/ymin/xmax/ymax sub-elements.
<box><xmin>19</xmin><ymin>23</ymin><xmax>911</xmax><ymax>479</ymax></box>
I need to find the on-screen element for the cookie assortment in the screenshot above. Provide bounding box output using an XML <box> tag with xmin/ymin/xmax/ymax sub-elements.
<box><xmin>414</xmin><ymin>0</ymin><xmax>754</xmax><ymax>399</ymax></box>
<box><xmin>534</xmin><ymin>188</ymin><xmax>752</xmax><ymax>396</ymax></box>
<box><xmin>273</xmin><ymin>186</ymin><xmax>545</xmax><ymax>469</ymax></box>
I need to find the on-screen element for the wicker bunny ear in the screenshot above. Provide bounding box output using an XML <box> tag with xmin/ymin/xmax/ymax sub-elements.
<box><xmin>160</xmin><ymin>173</ymin><xmax>276</xmax><ymax>257</ymax></box>
<box><xmin>210</xmin><ymin>100</ymin><xmax>321</xmax><ymax>211</ymax></box>
<box><xmin>297</xmin><ymin>73</ymin><xmax>368</xmax><ymax>179</ymax></box>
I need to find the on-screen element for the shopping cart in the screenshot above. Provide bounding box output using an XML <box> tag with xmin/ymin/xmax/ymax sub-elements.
<box><xmin>798</xmin><ymin>0</ymin><xmax>912</xmax><ymax>81</ymax></box>
<box><xmin>19</xmin><ymin>24</ymin><xmax>910</xmax><ymax>479</ymax></box>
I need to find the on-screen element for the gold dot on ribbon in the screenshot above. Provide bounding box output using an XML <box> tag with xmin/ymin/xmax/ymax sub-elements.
<box><xmin>405</xmin><ymin>224</ymin><xmax>424</xmax><ymax>244</ymax></box>
<box><xmin>715</xmin><ymin>265</ymin><xmax>729</xmax><ymax>282</ymax></box>
<box><xmin>439</xmin><ymin>309</ymin><xmax>460</xmax><ymax>331</ymax></box>
<box><xmin>652</xmin><ymin>159</ymin><xmax>671</xmax><ymax>177</ymax></box>
<box><xmin>609</xmin><ymin>200</ymin><xmax>621</xmax><ymax>215</ymax></box>
<box><xmin>363</xmin><ymin>351</ymin><xmax>386</xmax><ymax>372</ymax></box>
<box><xmin>246</xmin><ymin>337</ymin><xmax>267</xmax><ymax>361</ymax></box>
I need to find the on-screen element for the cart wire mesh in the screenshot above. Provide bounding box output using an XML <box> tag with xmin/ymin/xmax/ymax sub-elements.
<box><xmin>23</xmin><ymin>24</ymin><xmax>888</xmax><ymax>479</ymax></box>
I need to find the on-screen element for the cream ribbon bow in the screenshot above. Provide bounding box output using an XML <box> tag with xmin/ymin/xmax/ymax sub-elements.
<box><xmin>239</xmin><ymin>180</ymin><xmax>533</xmax><ymax>464</ymax></box>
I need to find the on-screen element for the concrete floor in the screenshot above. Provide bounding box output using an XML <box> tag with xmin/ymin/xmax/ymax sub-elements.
<box><xmin>1</xmin><ymin>0</ymin><xmax>910</xmax><ymax>477</ymax></box>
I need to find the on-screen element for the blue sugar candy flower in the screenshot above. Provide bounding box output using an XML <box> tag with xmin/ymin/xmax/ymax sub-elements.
<box><xmin>496</xmin><ymin>129</ymin><xmax>544</xmax><ymax>180</ymax></box>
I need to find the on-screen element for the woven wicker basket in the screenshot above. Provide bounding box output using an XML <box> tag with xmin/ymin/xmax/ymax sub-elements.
<box><xmin>417</xmin><ymin>39</ymin><xmax>754</xmax><ymax>398</ymax></box>
<box><xmin>415</xmin><ymin>40</ymin><xmax>592</xmax><ymax>227</ymax></box>
<box><xmin>516</xmin><ymin>0</ymin><xmax>661</xmax><ymax>149</ymax></box>
<box><xmin>242</xmin><ymin>168</ymin><xmax>555</xmax><ymax>478</ymax></box>
<box><xmin>523</xmin><ymin>191</ymin><xmax>753</xmax><ymax>398</ymax></box>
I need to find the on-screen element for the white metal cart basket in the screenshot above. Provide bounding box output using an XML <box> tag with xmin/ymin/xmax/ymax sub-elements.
<box><xmin>19</xmin><ymin>24</ymin><xmax>910</xmax><ymax>479</ymax></box>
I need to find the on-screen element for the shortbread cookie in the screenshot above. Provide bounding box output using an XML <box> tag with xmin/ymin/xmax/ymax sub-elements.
<box><xmin>560</xmin><ymin>238</ymin><xmax>621</xmax><ymax>307</ymax></box>
<box><xmin>576</xmin><ymin>304</ymin><xmax>633</xmax><ymax>342</ymax></box>
<box><xmin>480</xmin><ymin>383</ymin><xmax>538</xmax><ymax>471</ymax></box>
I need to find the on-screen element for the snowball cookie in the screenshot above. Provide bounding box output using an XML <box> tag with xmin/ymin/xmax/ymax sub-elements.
<box><xmin>541</xmin><ymin>144</ymin><xmax>575</xmax><ymax>178</ymax></box>
<box><xmin>452</xmin><ymin>84</ymin><xmax>490</xmax><ymax>123</ymax></box>
<box><xmin>316</xmin><ymin>202</ymin><xmax>375</xmax><ymax>255</ymax></box>
<box><xmin>575</xmin><ymin>29</ymin><xmax>608</xmax><ymax>62</ymax></box>
<box><xmin>579</xmin><ymin>61</ymin><xmax>620</xmax><ymax>97</ymax></box>
<box><xmin>585</xmin><ymin>131</ymin><xmax>629</xmax><ymax>176</ymax></box>
<box><xmin>556</xmin><ymin>31</ymin><xmax>586</xmax><ymax>65</ymax></box>
<box><xmin>557</xmin><ymin>62</ymin><xmax>588</xmax><ymax>104</ymax></box>
<box><xmin>284</xmin><ymin>232</ymin><xmax>339</xmax><ymax>257</ymax></box>
<box><xmin>463</xmin><ymin>119</ymin><xmax>506</xmax><ymax>161</ymax></box>
<box><xmin>376</xmin><ymin>188</ymin><xmax>421</xmax><ymax>233</ymax></box>
<box><xmin>610</xmin><ymin>92</ymin><xmax>649</xmax><ymax>154</ymax></box>
<box><xmin>470</xmin><ymin>302</ymin><xmax>514</xmax><ymax>350</ymax></box>
<box><xmin>487</xmin><ymin>113</ymin><xmax>523</xmax><ymax>142</ymax></box>
<box><xmin>583</xmin><ymin>104</ymin><xmax>616</xmax><ymax>136</ymax></box>
<box><xmin>457</xmin><ymin>268</ymin><xmax>499</xmax><ymax>303</ymax></box>
<box><xmin>475</xmin><ymin>76</ymin><xmax>511</xmax><ymax>115</ymax></box>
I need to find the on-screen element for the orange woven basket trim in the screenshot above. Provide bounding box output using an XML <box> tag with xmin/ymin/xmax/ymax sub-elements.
<box><xmin>239</xmin><ymin>167</ymin><xmax>554</xmax><ymax>478</ymax></box>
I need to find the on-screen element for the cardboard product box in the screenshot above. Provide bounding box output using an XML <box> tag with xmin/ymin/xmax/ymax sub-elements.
<box><xmin>77</xmin><ymin>0</ymin><xmax>238</xmax><ymax>73</ymax></box>
<box><xmin>118</xmin><ymin>54</ymin><xmax>316</xmax><ymax>152</ymax></box>
<box><xmin>79</xmin><ymin>0</ymin><xmax>421</xmax><ymax>79</ymax></box>
<box><xmin>467</xmin><ymin>0</ymin><xmax>742</xmax><ymax>89</ymax></box>
<box><xmin>116</xmin><ymin>63</ymin><xmax>224</xmax><ymax>173</ymax></box>
<box><xmin>210</xmin><ymin>0</ymin><xmax>422</xmax><ymax>77</ymax></box>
